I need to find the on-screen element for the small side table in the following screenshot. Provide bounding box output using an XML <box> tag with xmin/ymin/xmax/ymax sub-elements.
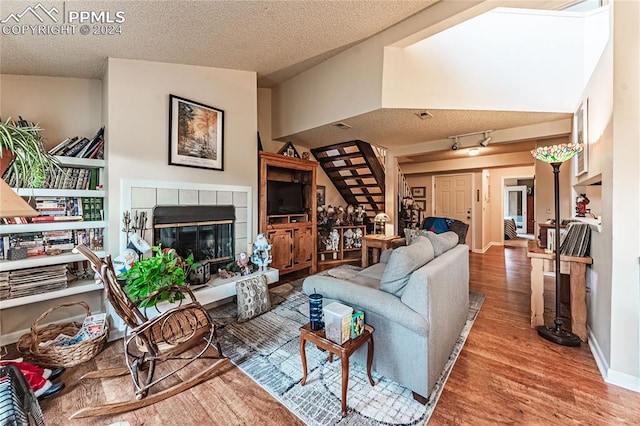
<box><xmin>299</xmin><ymin>323</ymin><xmax>375</xmax><ymax>417</ymax></box>
<box><xmin>361</xmin><ymin>235</ymin><xmax>401</xmax><ymax>267</ymax></box>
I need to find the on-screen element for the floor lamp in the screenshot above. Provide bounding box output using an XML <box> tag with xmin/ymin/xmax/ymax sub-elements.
<box><xmin>530</xmin><ymin>143</ymin><xmax>583</xmax><ymax>347</ymax></box>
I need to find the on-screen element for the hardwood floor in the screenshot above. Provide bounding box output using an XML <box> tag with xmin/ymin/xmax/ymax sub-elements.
<box><xmin>430</xmin><ymin>246</ymin><xmax>640</xmax><ymax>425</ymax></box>
<box><xmin>6</xmin><ymin>248</ymin><xmax>640</xmax><ymax>424</ymax></box>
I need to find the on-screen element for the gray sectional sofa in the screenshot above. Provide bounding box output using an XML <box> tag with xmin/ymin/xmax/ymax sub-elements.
<box><xmin>302</xmin><ymin>231</ymin><xmax>469</xmax><ymax>400</ymax></box>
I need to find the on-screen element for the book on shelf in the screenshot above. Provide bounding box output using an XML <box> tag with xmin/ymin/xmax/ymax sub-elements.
<box><xmin>31</xmin><ymin>215</ymin><xmax>83</xmax><ymax>223</ymax></box>
<box><xmin>1</xmin><ymin>228</ymin><xmax>104</xmax><ymax>261</ymax></box>
<box><xmin>48</xmin><ymin>126</ymin><xmax>105</xmax><ymax>159</ymax></box>
<box><xmin>63</xmin><ymin>137</ymin><xmax>91</xmax><ymax>157</ymax></box>
<box><xmin>49</xmin><ymin>136</ymin><xmax>78</xmax><ymax>155</ymax></box>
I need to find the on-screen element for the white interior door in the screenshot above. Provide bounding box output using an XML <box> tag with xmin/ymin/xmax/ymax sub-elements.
<box><xmin>504</xmin><ymin>185</ymin><xmax>527</xmax><ymax>234</ymax></box>
<box><xmin>434</xmin><ymin>174</ymin><xmax>472</xmax><ymax>245</ymax></box>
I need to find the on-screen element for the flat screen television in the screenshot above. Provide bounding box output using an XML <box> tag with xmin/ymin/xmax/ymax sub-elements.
<box><xmin>267</xmin><ymin>180</ymin><xmax>305</xmax><ymax>215</ymax></box>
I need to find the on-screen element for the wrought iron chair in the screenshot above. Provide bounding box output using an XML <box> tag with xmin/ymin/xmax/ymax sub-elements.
<box><xmin>70</xmin><ymin>245</ymin><xmax>228</xmax><ymax>419</ymax></box>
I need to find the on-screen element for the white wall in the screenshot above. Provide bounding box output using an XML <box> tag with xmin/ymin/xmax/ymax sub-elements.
<box><xmin>609</xmin><ymin>0</ymin><xmax>640</xmax><ymax>385</ymax></box>
<box><xmin>105</xmin><ymin>58</ymin><xmax>258</xmax><ymax>258</ymax></box>
<box><xmin>383</xmin><ymin>8</ymin><xmax>597</xmax><ymax>112</ymax></box>
<box><xmin>0</xmin><ymin>75</ymin><xmax>102</xmax><ymax>147</ymax></box>
<box><xmin>272</xmin><ymin>0</ymin><xmax>484</xmax><ymax>139</ymax></box>
<box><xmin>257</xmin><ymin>88</ymin><xmax>345</xmax><ymax>209</ymax></box>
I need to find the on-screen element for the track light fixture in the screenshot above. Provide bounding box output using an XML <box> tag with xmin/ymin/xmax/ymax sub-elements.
<box><xmin>479</xmin><ymin>131</ymin><xmax>492</xmax><ymax>147</ymax></box>
<box><xmin>448</xmin><ymin>130</ymin><xmax>493</xmax><ymax>149</ymax></box>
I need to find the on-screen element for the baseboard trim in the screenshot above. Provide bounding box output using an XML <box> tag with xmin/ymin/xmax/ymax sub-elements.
<box><xmin>607</xmin><ymin>369</ymin><xmax>640</xmax><ymax>392</ymax></box>
<box><xmin>474</xmin><ymin>242</ymin><xmax>499</xmax><ymax>254</ymax></box>
<box><xmin>588</xmin><ymin>328</ymin><xmax>640</xmax><ymax>393</ymax></box>
<box><xmin>0</xmin><ymin>313</ymin><xmax>87</xmax><ymax>346</ymax></box>
<box><xmin>588</xmin><ymin>328</ymin><xmax>609</xmax><ymax>378</ymax></box>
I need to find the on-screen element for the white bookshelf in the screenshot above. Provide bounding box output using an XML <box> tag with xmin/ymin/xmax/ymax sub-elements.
<box><xmin>0</xmin><ymin>251</ymin><xmax>107</xmax><ymax>272</ymax></box>
<box><xmin>1</xmin><ymin>154</ymin><xmax>107</xmax><ymax>282</ymax></box>
<box><xmin>16</xmin><ymin>188</ymin><xmax>106</xmax><ymax>198</ymax></box>
<box><xmin>53</xmin><ymin>156</ymin><xmax>105</xmax><ymax>168</ymax></box>
<box><xmin>0</xmin><ymin>279</ymin><xmax>104</xmax><ymax>310</ymax></box>
<box><xmin>0</xmin><ymin>220</ymin><xmax>106</xmax><ymax>234</ymax></box>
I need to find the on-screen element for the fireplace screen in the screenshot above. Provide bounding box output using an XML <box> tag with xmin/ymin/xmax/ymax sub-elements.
<box><xmin>153</xmin><ymin>205</ymin><xmax>235</xmax><ymax>272</ymax></box>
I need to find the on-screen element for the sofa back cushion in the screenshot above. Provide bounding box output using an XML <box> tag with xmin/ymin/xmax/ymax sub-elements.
<box><xmin>424</xmin><ymin>231</ymin><xmax>459</xmax><ymax>256</ymax></box>
<box><xmin>380</xmin><ymin>236</ymin><xmax>434</xmax><ymax>296</ymax></box>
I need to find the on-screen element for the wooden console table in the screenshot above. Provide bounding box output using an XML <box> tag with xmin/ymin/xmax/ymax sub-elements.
<box><xmin>361</xmin><ymin>235</ymin><xmax>402</xmax><ymax>267</ymax></box>
<box><xmin>527</xmin><ymin>241</ymin><xmax>592</xmax><ymax>341</ymax></box>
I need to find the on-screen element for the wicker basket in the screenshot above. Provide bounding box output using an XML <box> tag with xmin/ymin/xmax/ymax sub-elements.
<box><xmin>16</xmin><ymin>301</ymin><xmax>108</xmax><ymax>368</ymax></box>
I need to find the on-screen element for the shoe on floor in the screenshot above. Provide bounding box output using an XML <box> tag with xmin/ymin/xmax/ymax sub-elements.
<box><xmin>45</xmin><ymin>367</ymin><xmax>66</xmax><ymax>381</ymax></box>
<box><xmin>36</xmin><ymin>382</ymin><xmax>65</xmax><ymax>401</ymax></box>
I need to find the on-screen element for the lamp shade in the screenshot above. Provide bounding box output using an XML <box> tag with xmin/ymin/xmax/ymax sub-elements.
<box><xmin>374</xmin><ymin>212</ymin><xmax>390</xmax><ymax>223</ymax></box>
<box><xmin>531</xmin><ymin>143</ymin><xmax>583</xmax><ymax>164</ymax></box>
<box><xmin>0</xmin><ymin>179</ymin><xmax>38</xmax><ymax>218</ymax></box>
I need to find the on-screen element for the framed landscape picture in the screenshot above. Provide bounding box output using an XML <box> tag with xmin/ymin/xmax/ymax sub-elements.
<box><xmin>169</xmin><ymin>94</ymin><xmax>224</xmax><ymax>171</ymax></box>
<box><xmin>414</xmin><ymin>200</ymin><xmax>426</xmax><ymax>210</ymax></box>
<box><xmin>574</xmin><ymin>99</ymin><xmax>588</xmax><ymax>176</ymax></box>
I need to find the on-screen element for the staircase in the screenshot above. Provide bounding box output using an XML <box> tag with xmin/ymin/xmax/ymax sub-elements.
<box><xmin>311</xmin><ymin>140</ymin><xmax>385</xmax><ymax>222</ymax></box>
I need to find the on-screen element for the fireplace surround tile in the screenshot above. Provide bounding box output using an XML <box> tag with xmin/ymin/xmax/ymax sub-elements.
<box><xmin>235</xmin><ymin>207</ymin><xmax>248</xmax><ymax>223</ymax></box>
<box><xmin>199</xmin><ymin>190</ymin><xmax>217</xmax><ymax>205</ymax></box>
<box><xmin>233</xmin><ymin>191</ymin><xmax>248</xmax><ymax>207</ymax></box>
<box><xmin>217</xmin><ymin>191</ymin><xmax>233</xmax><ymax>204</ymax></box>
<box><xmin>132</xmin><ymin>187</ymin><xmax>157</xmax><ymax>208</ymax></box>
<box><xmin>157</xmin><ymin>188</ymin><xmax>179</xmax><ymax>204</ymax></box>
<box><xmin>235</xmin><ymin>223</ymin><xmax>248</xmax><ymax>239</ymax></box>
<box><xmin>179</xmin><ymin>189</ymin><xmax>199</xmax><ymax>205</ymax></box>
<box><xmin>235</xmin><ymin>238</ymin><xmax>248</xmax><ymax>255</ymax></box>
<box><xmin>122</xmin><ymin>180</ymin><xmax>252</xmax><ymax>271</ymax></box>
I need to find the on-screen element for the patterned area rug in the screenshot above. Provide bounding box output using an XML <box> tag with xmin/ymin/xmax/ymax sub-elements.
<box><xmin>208</xmin><ymin>280</ymin><xmax>484</xmax><ymax>426</ymax></box>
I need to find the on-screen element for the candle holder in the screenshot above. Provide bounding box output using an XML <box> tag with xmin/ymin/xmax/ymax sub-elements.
<box><xmin>309</xmin><ymin>292</ymin><xmax>324</xmax><ymax>331</ymax></box>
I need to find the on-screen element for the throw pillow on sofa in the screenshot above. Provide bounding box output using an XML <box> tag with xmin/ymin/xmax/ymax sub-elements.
<box><xmin>380</xmin><ymin>236</ymin><xmax>434</xmax><ymax>296</ymax></box>
<box><xmin>422</xmin><ymin>216</ymin><xmax>452</xmax><ymax>233</ymax></box>
<box><xmin>404</xmin><ymin>228</ymin><xmax>426</xmax><ymax>246</ymax></box>
<box><xmin>424</xmin><ymin>231</ymin><xmax>459</xmax><ymax>256</ymax></box>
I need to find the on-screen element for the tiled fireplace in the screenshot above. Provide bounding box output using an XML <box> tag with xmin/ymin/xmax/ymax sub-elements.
<box><xmin>121</xmin><ymin>180</ymin><xmax>252</xmax><ymax>261</ymax></box>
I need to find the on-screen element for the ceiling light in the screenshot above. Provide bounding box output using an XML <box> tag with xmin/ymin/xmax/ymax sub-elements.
<box><xmin>449</xmin><ymin>129</ymin><xmax>493</xmax><ymax>148</ymax></box>
<box><xmin>468</xmin><ymin>148</ymin><xmax>480</xmax><ymax>156</ymax></box>
<box><xmin>479</xmin><ymin>131</ymin><xmax>492</xmax><ymax>147</ymax></box>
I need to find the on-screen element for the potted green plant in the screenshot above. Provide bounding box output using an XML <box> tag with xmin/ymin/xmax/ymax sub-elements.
<box><xmin>0</xmin><ymin>117</ymin><xmax>59</xmax><ymax>188</ymax></box>
<box><xmin>120</xmin><ymin>245</ymin><xmax>199</xmax><ymax>308</ymax></box>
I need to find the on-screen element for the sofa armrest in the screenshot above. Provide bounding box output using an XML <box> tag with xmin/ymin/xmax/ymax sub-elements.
<box><xmin>302</xmin><ymin>275</ymin><xmax>428</xmax><ymax>335</ymax></box>
<box><xmin>401</xmin><ymin>245</ymin><xmax>469</xmax><ymax>318</ymax></box>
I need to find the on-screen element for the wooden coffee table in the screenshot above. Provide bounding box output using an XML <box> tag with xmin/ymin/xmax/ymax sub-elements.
<box><xmin>299</xmin><ymin>323</ymin><xmax>375</xmax><ymax>417</ymax></box>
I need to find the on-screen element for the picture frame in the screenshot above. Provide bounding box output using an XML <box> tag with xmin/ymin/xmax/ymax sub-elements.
<box><xmin>574</xmin><ymin>99</ymin><xmax>588</xmax><ymax>176</ymax></box>
<box><xmin>277</xmin><ymin>141</ymin><xmax>300</xmax><ymax>158</ymax></box>
<box><xmin>414</xmin><ymin>200</ymin><xmax>426</xmax><ymax>210</ymax></box>
<box><xmin>411</xmin><ymin>186</ymin><xmax>426</xmax><ymax>198</ymax></box>
<box><xmin>169</xmin><ymin>94</ymin><xmax>224</xmax><ymax>171</ymax></box>
<box><xmin>317</xmin><ymin>185</ymin><xmax>326</xmax><ymax>207</ymax></box>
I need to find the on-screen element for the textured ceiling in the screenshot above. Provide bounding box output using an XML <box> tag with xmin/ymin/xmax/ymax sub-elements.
<box><xmin>285</xmin><ymin>108</ymin><xmax>571</xmax><ymax>150</ymax></box>
<box><xmin>0</xmin><ymin>0</ymin><xmax>574</xmax><ymax>158</ymax></box>
<box><xmin>0</xmin><ymin>0</ymin><xmax>438</xmax><ymax>86</ymax></box>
